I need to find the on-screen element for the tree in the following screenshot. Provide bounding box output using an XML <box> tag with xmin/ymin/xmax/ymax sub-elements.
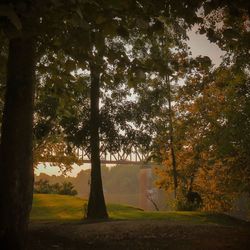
<box><xmin>0</xmin><ymin>1</ymin><xmax>88</xmax><ymax>248</ymax></box>
<box><xmin>168</xmin><ymin>1</ymin><xmax>250</xmax><ymax>210</ymax></box>
<box><xmin>126</xmin><ymin>14</ymin><xmax>192</xmax><ymax>199</ymax></box>
<box><xmin>34</xmin><ymin>0</ymin><xmax>205</xmax><ymax>220</ymax></box>
<box><xmin>160</xmin><ymin>56</ymin><xmax>250</xmax><ymax>211</ymax></box>
<box><xmin>34</xmin><ymin>179</ymin><xmax>77</xmax><ymax>195</ymax></box>
<box><xmin>59</xmin><ymin>181</ymin><xmax>77</xmax><ymax>196</ymax></box>
<box><xmin>1</xmin><ymin>0</ymin><xmax>231</xmax><ymax>247</ymax></box>
<box><xmin>59</xmin><ymin>0</ymin><xmax>187</xmax><ymax>219</ymax></box>
<box><xmin>0</xmin><ymin>3</ymin><xmax>37</xmax><ymax>248</ymax></box>
<box><xmin>34</xmin><ymin>179</ymin><xmax>51</xmax><ymax>194</ymax></box>
<box><xmin>88</xmin><ymin>57</ymin><xmax>109</xmax><ymax>218</ymax></box>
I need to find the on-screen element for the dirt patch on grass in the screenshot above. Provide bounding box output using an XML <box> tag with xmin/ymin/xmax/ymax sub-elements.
<box><xmin>29</xmin><ymin>220</ymin><xmax>250</xmax><ymax>249</ymax></box>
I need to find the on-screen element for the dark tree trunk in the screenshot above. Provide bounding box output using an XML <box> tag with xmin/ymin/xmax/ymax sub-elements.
<box><xmin>87</xmin><ymin>62</ymin><xmax>108</xmax><ymax>219</ymax></box>
<box><xmin>0</xmin><ymin>36</ymin><xmax>35</xmax><ymax>249</ymax></box>
<box><xmin>166</xmin><ymin>75</ymin><xmax>178</xmax><ymax>198</ymax></box>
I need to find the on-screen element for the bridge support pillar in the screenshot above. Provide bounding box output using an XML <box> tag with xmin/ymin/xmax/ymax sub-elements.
<box><xmin>139</xmin><ymin>166</ymin><xmax>152</xmax><ymax>210</ymax></box>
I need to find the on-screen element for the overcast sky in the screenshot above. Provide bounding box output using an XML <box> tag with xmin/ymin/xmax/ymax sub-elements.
<box><xmin>187</xmin><ymin>26</ymin><xmax>226</xmax><ymax>66</ymax></box>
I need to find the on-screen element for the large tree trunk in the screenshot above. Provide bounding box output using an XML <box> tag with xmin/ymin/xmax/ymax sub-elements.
<box><xmin>87</xmin><ymin>62</ymin><xmax>108</xmax><ymax>219</ymax></box>
<box><xmin>0</xmin><ymin>36</ymin><xmax>35</xmax><ymax>249</ymax></box>
<box><xmin>166</xmin><ymin>75</ymin><xmax>178</xmax><ymax>199</ymax></box>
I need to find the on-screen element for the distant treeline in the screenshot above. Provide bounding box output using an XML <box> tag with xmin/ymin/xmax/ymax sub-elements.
<box><xmin>35</xmin><ymin>165</ymin><xmax>142</xmax><ymax>197</ymax></box>
<box><xmin>35</xmin><ymin>165</ymin><xmax>150</xmax><ymax>206</ymax></box>
<box><xmin>35</xmin><ymin>165</ymin><xmax>169</xmax><ymax>209</ymax></box>
<box><xmin>34</xmin><ymin>179</ymin><xmax>77</xmax><ymax>196</ymax></box>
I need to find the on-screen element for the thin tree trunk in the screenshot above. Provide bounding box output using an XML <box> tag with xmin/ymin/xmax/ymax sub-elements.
<box><xmin>166</xmin><ymin>75</ymin><xmax>178</xmax><ymax>198</ymax></box>
<box><xmin>87</xmin><ymin>62</ymin><xmax>108</xmax><ymax>219</ymax></box>
<box><xmin>146</xmin><ymin>194</ymin><xmax>160</xmax><ymax>211</ymax></box>
<box><xmin>0</xmin><ymin>37</ymin><xmax>35</xmax><ymax>249</ymax></box>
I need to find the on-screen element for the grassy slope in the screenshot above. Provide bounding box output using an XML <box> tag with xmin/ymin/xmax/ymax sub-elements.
<box><xmin>31</xmin><ymin>194</ymin><xmax>245</xmax><ymax>226</ymax></box>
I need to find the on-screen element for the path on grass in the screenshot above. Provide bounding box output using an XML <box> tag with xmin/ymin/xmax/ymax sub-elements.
<box><xmin>29</xmin><ymin>220</ymin><xmax>250</xmax><ymax>250</ymax></box>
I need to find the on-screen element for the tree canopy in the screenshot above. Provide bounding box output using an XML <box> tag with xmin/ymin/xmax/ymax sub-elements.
<box><xmin>0</xmin><ymin>0</ymin><xmax>249</xmax><ymax>248</ymax></box>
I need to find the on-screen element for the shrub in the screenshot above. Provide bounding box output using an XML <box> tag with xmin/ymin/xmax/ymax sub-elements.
<box><xmin>34</xmin><ymin>179</ymin><xmax>77</xmax><ymax>196</ymax></box>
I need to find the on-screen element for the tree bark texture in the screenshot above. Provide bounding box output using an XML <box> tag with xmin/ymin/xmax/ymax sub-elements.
<box><xmin>0</xmin><ymin>36</ymin><xmax>35</xmax><ymax>249</ymax></box>
<box><xmin>87</xmin><ymin>62</ymin><xmax>108</xmax><ymax>219</ymax></box>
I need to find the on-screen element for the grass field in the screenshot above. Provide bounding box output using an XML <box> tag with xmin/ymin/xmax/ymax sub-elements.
<box><xmin>31</xmin><ymin>194</ymin><xmax>246</xmax><ymax>226</ymax></box>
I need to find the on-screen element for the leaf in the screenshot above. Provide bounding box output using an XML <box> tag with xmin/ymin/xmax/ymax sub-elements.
<box><xmin>0</xmin><ymin>4</ymin><xmax>22</xmax><ymax>30</ymax></box>
<box><xmin>127</xmin><ymin>77</ymin><xmax>136</xmax><ymax>88</ymax></box>
<box><xmin>117</xmin><ymin>25</ymin><xmax>129</xmax><ymax>39</ymax></box>
<box><xmin>207</xmin><ymin>28</ymin><xmax>217</xmax><ymax>43</ymax></box>
<box><xmin>135</xmin><ymin>69</ymin><xmax>146</xmax><ymax>80</ymax></box>
<box><xmin>65</xmin><ymin>59</ymin><xmax>76</xmax><ymax>71</ymax></box>
<box><xmin>102</xmin><ymin>22</ymin><xmax>117</xmax><ymax>37</ymax></box>
<box><xmin>151</xmin><ymin>20</ymin><xmax>164</xmax><ymax>33</ymax></box>
<box><xmin>136</xmin><ymin>18</ymin><xmax>149</xmax><ymax>30</ymax></box>
<box><xmin>223</xmin><ymin>29</ymin><xmax>238</xmax><ymax>39</ymax></box>
<box><xmin>95</xmin><ymin>15</ymin><xmax>106</xmax><ymax>24</ymax></box>
<box><xmin>50</xmin><ymin>0</ymin><xmax>63</xmax><ymax>7</ymax></box>
<box><xmin>199</xmin><ymin>27</ymin><xmax>206</xmax><ymax>35</ymax></box>
<box><xmin>105</xmin><ymin>0</ymin><xmax>129</xmax><ymax>10</ymax></box>
<box><xmin>76</xmin><ymin>7</ymin><xmax>84</xmax><ymax>20</ymax></box>
<box><xmin>95</xmin><ymin>34</ymin><xmax>105</xmax><ymax>51</ymax></box>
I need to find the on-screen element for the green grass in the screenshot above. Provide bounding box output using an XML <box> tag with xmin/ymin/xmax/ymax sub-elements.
<box><xmin>31</xmin><ymin>194</ymin><xmax>246</xmax><ymax>226</ymax></box>
<box><xmin>31</xmin><ymin>194</ymin><xmax>86</xmax><ymax>221</ymax></box>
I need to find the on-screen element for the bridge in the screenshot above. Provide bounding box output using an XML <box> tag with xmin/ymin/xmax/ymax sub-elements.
<box><xmin>74</xmin><ymin>147</ymin><xmax>155</xmax><ymax>166</ymax></box>
<box><xmin>74</xmin><ymin>147</ymin><xmax>161</xmax><ymax>211</ymax></box>
<box><xmin>38</xmin><ymin>145</ymin><xmax>159</xmax><ymax>167</ymax></box>
<box><xmin>39</xmin><ymin>145</ymin><xmax>162</xmax><ymax>211</ymax></box>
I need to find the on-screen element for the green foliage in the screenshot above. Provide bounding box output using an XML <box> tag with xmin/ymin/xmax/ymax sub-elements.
<box><xmin>34</xmin><ymin>179</ymin><xmax>77</xmax><ymax>196</ymax></box>
<box><xmin>29</xmin><ymin>0</ymin><xmax>205</xmax><ymax>162</ymax></box>
<box><xmin>155</xmin><ymin>61</ymin><xmax>250</xmax><ymax>212</ymax></box>
<box><xmin>59</xmin><ymin>181</ymin><xmax>77</xmax><ymax>196</ymax></box>
<box><xmin>1</xmin><ymin>0</ymin><xmax>249</xmax><ymax>216</ymax></box>
<box><xmin>175</xmin><ymin>197</ymin><xmax>202</xmax><ymax>212</ymax></box>
<box><xmin>200</xmin><ymin>1</ymin><xmax>250</xmax><ymax>69</ymax></box>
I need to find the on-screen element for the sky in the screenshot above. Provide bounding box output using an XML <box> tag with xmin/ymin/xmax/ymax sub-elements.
<box><xmin>35</xmin><ymin>163</ymin><xmax>91</xmax><ymax>177</ymax></box>
<box><xmin>36</xmin><ymin>27</ymin><xmax>225</xmax><ymax>178</ymax></box>
<box><xmin>187</xmin><ymin>26</ymin><xmax>225</xmax><ymax>66</ymax></box>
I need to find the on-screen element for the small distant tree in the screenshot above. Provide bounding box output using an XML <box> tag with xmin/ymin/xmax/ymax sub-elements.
<box><xmin>34</xmin><ymin>179</ymin><xmax>77</xmax><ymax>196</ymax></box>
<box><xmin>59</xmin><ymin>182</ymin><xmax>77</xmax><ymax>196</ymax></box>
<box><xmin>51</xmin><ymin>183</ymin><xmax>61</xmax><ymax>194</ymax></box>
<box><xmin>34</xmin><ymin>179</ymin><xmax>51</xmax><ymax>194</ymax></box>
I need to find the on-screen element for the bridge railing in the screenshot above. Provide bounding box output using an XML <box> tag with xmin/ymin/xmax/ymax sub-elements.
<box><xmin>38</xmin><ymin>144</ymin><xmax>157</xmax><ymax>166</ymax></box>
<box><xmin>75</xmin><ymin>147</ymin><xmax>152</xmax><ymax>165</ymax></box>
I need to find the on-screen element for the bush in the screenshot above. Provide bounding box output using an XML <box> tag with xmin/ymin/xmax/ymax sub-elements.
<box><xmin>34</xmin><ymin>179</ymin><xmax>51</xmax><ymax>194</ymax></box>
<box><xmin>34</xmin><ymin>179</ymin><xmax>77</xmax><ymax>196</ymax></box>
<box><xmin>167</xmin><ymin>190</ymin><xmax>203</xmax><ymax>211</ymax></box>
<box><xmin>176</xmin><ymin>190</ymin><xmax>203</xmax><ymax>211</ymax></box>
<box><xmin>59</xmin><ymin>182</ymin><xmax>78</xmax><ymax>196</ymax></box>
